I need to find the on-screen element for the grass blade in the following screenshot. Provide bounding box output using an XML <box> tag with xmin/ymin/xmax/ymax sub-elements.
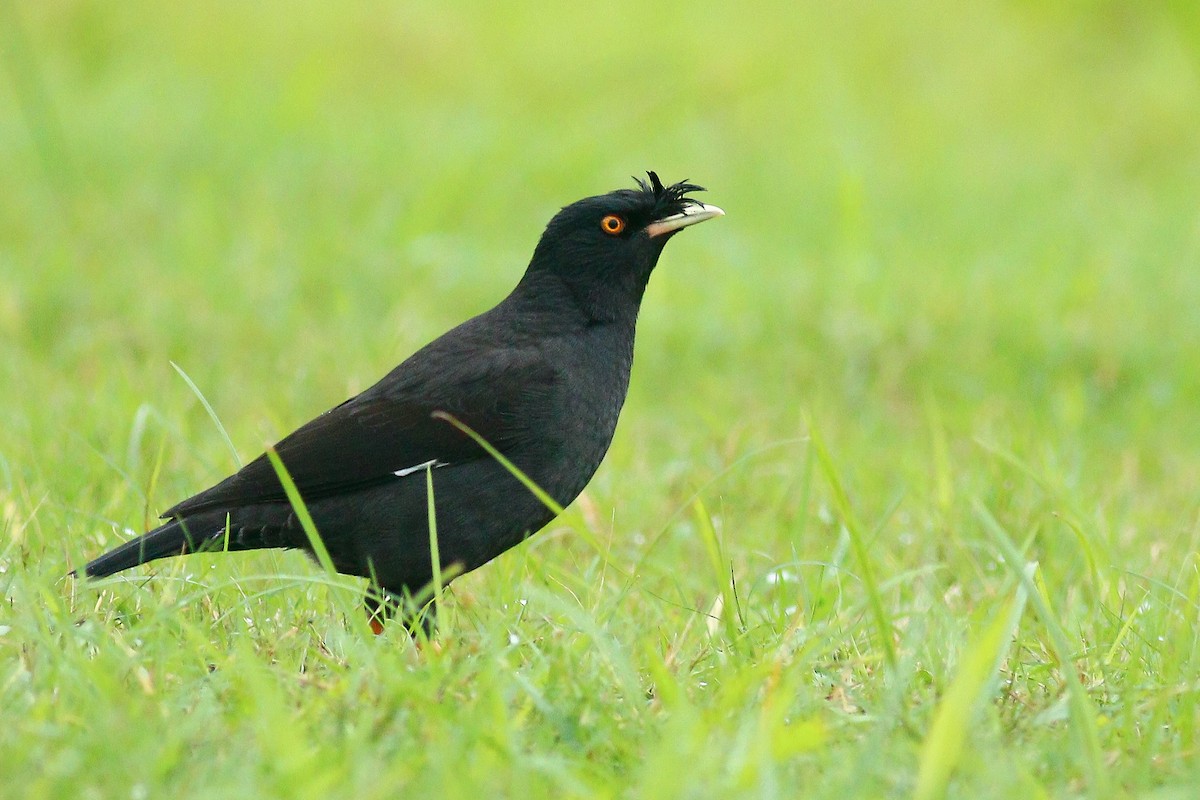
<box><xmin>692</xmin><ymin>497</ymin><xmax>740</xmax><ymax>645</ymax></box>
<box><xmin>914</xmin><ymin>563</ymin><xmax>1033</xmax><ymax>800</ymax></box>
<box><xmin>425</xmin><ymin>462</ymin><xmax>443</xmax><ymax>628</ymax></box>
<box><xmin>806</xmin><ymin>413</ymin><xmax>897</xmax><ymax>673</ymax></box>
<box><xmin>170</xmin><ymin>361</ymin><xmax>243</xmax><ymax>467</ymax></box>
<box><xmin>432</xmin><ymin>411</ymin><xmax>610</xmax><ymax>557</ymax></box>
<box><xmin>265</xmin><ymin>446</ymin><xmax>362</xmax><ymax>629</ymax></box>
<box><xmin>974</xmin><ymin>500</ymin><xmax>1107</xmax><ymax>794</ymax></box>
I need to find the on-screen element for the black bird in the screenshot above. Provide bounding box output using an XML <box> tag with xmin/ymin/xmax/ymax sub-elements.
<box><xmin>79</xmin><ymin>172</ymin><xmax>723</xmax><ymax>632</ymax></box>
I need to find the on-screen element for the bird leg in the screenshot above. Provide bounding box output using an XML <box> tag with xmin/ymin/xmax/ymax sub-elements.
<box><xmin>363</xmin><ymin>588</ymin><xmax>435</xmax><ymax>638</ymax></box>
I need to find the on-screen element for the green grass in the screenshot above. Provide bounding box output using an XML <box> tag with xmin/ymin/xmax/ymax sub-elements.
<box><xmin>3</xmin><ymin>1</ymin><xmax>1200</xmax><ymax>796</ymax></box>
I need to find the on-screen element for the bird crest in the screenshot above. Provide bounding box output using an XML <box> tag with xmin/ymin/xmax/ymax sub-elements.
<box><xmin>636</xmin><ymin>171</ymin><xmax>707</xmax><ymax>217</ymax></box>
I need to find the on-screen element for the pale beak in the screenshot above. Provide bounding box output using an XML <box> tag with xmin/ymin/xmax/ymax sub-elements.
<box><xmin>645</xmin><ymin>203</ymin><xmax>726</xmax><ymax>238</ymax></box>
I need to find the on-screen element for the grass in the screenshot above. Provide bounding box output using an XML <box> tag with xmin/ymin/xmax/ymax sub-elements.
<box><xmin>3</xmin><ymin>1</ymin><xmax>1200</xmax><ymax>796</ymax></box>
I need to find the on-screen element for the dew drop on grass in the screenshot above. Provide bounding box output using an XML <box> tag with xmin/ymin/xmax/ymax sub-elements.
<box><xmin>766</xmin><ymin>569</ymin><xmax>798</xmax><ymax>585</ymax></box>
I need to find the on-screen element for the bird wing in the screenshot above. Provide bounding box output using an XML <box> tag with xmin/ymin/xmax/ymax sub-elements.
<box><xmin>162</xmin><ymin>345</ymin><xmax>559</xmax><ymax>517</ymax></box>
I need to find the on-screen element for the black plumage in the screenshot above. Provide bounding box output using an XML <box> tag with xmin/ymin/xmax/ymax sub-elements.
<box><xmin>80</xmin><ymin>172</ymin><xmax>724</xmax><ymax>632</ymax></box>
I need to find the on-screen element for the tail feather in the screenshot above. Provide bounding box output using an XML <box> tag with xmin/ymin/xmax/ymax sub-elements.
<box><xmin>83</xmin><ymin>516</ymin><xmax>224</xmax><ymax>578</ymax></box>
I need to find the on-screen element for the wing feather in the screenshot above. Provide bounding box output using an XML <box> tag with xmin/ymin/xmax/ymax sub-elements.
<box><xmin>163</xmin><ymin>345</ymin><xmax>558</xmax><ymax>517</ymax></box>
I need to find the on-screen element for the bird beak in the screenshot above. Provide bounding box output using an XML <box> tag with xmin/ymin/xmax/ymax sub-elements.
<box><xmin>645</xmin><ymin>203</ymin><xmax>726</xmax><ymax>238</ymax></box>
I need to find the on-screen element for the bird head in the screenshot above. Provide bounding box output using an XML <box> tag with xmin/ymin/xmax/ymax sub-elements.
<box><xmin>525</xmin><ymin>172</ymin><xmax>724</xmax><ymax>311</ymax></box>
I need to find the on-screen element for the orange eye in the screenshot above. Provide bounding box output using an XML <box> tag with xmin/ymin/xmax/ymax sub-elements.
<box><xmin>600</xmin><ymin>214</ymin><xmax>626</xmax><ymax>235</ymax></box>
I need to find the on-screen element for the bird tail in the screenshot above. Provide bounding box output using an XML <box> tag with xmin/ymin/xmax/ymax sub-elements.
<box><xmin>82</xmin><ymin>515</ymin><xmax>227</xmax><ymax>578</ymax></box>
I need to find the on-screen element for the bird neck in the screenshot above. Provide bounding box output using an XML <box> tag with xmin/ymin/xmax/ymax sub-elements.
<box><xmin>512</xmin><ymin>269</ymin><xmax>641</xmax><ymax>329</ymax></box>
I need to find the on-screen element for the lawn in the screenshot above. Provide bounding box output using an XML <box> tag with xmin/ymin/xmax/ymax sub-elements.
<box><xmin>3</xmin><ymin>2</ymin><xmax>1200</xmax><ymax>797</ymax></box>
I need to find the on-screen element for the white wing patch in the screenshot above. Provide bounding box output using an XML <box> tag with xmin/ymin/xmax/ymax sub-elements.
<box><xmin>393</xmin><ymin>459</ymin><xmax>448</xmax><ymax>478</ymax></box>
